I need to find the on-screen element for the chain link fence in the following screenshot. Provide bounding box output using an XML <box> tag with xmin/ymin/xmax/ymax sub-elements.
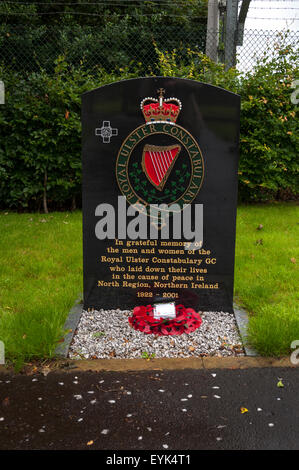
<box><xmin>237</xmin><ymin>29</ymin><xmax>299</xmax><ymax>72</ymax></box>
<box><xmin>0</xmin><ymin>24</ymin><xmax>298</xmax><ymax>75</ymax></box>
<box><xmin>0</xmin><ymin>24</ymin><xmax>208</xmax><ymax>75</ymax></box>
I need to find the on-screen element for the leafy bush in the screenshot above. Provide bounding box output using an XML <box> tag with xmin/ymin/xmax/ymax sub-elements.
<box><xmin>238</xmin><ymin>41</ymin><xmax>298</xmax><ymax>201</ymax></box>
<box><xmin>0</xmin><ymin>39</ymin><xmax>297</xmax><ymax>211</ymax></box>
<box><xmin>0</xmin><ymin>58</ymin><xmax>136</xmax><ymax>210</ymax></box>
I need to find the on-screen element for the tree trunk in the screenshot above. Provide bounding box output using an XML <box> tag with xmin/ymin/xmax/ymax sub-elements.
<box><xmin>71</xmin><ymin>194</ymin><xmax>76</xmax><ymax>211</ymax></box>
<box><xmin>43</xmin><ymin>170</ymin><xmax>48</xmax><ymax>214</ymax></box>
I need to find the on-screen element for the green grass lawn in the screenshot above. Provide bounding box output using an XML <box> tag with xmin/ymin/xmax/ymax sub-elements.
<box><xmin>235</xmin><ymin>203</ymin><xmax>299</xmax><ymax>356</ymax></box>
<box><xmin>0</xmin><ymin>203</ymin><xmax>298</xmax><ymax>364</ymax></box>
<box><xmin>0</xmin><ymin>211</ymin><xmax>83</xmax><ymax>367</ymax></box>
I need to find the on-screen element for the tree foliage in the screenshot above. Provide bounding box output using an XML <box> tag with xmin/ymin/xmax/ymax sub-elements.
<box><xmin>0</xmin><ymin>0</ymin><xmax>208</xmax><ymax>26</ymax></box>
<box><xmin>0</xmin><ymin>1</ymin><xmax>208</xmax><ymax>74</ymax></box>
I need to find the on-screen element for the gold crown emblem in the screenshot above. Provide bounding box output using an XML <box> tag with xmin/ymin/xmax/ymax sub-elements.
<box><xmin>140</xmin><ymin>88</ymin><xmax>182</xmax><ymax>124</ymax></box>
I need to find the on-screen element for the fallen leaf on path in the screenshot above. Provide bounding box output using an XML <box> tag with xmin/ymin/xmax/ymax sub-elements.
<box><xmin>41</xmin><ymin>366</ymin><xmax>51</xmax><ymax>377</ymax></box>
<box><xmin>2</xmin><ymin>397</ymin><xmax>10</xmax><ymax>407</ymax></box>
<box><xmin>86</xmin><ymin>440</ymin><xmax>94</xmax><ymax>446</ymax></box>
<box><xmin>240</xmin><ymin>407</ymin><xmax>248</xmax><ymax>414</ymax></box>
<box><xmin>277</xmin><ymin>380</ymin><xmax>284</xmax><ymax>388</ymax></box>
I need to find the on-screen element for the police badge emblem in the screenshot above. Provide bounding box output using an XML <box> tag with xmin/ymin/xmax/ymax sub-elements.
<box><xmin>116</xmin><ymin>88</ymin><xmax>204</xmax><ymax>222</ymax></box>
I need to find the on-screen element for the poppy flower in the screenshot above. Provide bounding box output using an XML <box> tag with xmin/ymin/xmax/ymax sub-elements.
<box><xmin>129</xmin><ymin>305</ymin><xmax>202</xmax><ymax>336</ymax></box>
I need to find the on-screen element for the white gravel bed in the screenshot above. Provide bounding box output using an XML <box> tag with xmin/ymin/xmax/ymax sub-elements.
<box><xmin>69</xmin><ymin>309</ymin><xmax>244</xmax><ymax>359</ymax></box>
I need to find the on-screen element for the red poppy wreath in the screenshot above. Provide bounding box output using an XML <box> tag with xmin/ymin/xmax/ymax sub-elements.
<box><xmin>128</xmin><ymin>304</ymin><xmax>202</xmax><ymax>336</ymax></box>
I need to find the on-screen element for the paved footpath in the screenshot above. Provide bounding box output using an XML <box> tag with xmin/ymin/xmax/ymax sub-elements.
<box><xmin>0</xmin><ymin>366</ymin><xmax>298</xmax><ymax>450</ymax></box>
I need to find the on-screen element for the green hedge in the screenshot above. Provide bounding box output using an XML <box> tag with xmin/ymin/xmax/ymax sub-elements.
<box><xmin>0</xmin><ymin>45</ymin><xmax>298</xmax><ymax>211</ymax></box>
<box><xmin>239</xmin><ymin>46</ymin><xmax>298</xmax><ymax>202</ymax></box>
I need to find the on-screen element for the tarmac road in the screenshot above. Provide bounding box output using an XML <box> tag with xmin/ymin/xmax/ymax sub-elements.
<box><xmin>0</xmin><ymin>367</ymin><xmax>298</xmax><ymax>451</ymax></box>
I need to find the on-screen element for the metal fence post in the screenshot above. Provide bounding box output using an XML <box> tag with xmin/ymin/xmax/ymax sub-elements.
<box><xmin>206</xmin><ymin>0</ymin><xmax>220</xmax><ymax>62</ymax></box>
<box><xmin>224</xmin><ymin>0</ymin><xmax>239</xmax><ymax>69</ymax></box>
<box><xmin>237</xmin><ymin>0</ymin><xmax>251</xmax><ymax>46</ymax></box>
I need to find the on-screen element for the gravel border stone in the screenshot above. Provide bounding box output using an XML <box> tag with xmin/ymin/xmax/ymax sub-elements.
<box><xmin>68</xmin><ymin>308</ymin><xmax>245</xmax><ymax>360</ymax></box>
<box><xmin>233</xmin><ymin>302</ymin><xmax>258</xmax><ymax>356</ymax></box>
<box><xmin>55</xmin><ymin>295</ymin><xmax>83</xmax><ymax>358</ymax></box>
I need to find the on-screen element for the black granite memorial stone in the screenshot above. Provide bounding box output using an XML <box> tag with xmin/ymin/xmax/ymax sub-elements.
<box><xmin>82</xmin><ymin>77</ymin><xmax>240</xmax><ymax>312</ymax></box>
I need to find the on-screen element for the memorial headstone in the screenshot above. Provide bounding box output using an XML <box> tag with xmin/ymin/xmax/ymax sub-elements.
<box><xmin>82</xmin><ymin>77</ymin><xmax>240</xmax><ymax>313</ymax></box>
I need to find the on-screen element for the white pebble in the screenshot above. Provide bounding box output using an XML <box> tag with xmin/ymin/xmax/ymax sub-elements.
<box><xmin>101</xmin><ymin>429</ymin><xmax>109</xmax><ymax>435</ymax></box>
<box><xmin>268</xmin><ymin>423</ymin><xmax>274</xmax><ymax>427</ymax></box>
<box><xmin>181</xmin><ymin>409</ymin><xmax>187</xmax><ymax>412</ymax></box>
<box><xmin>163</xmin><ymin>444</ymin><xmax>169</xmax><ymax>449</ymax></box>
<box><xmin>187</xmin><ymin>394</ymin><xmax>192</xmax><ymax>398</ymax></box>
<box><xmin>138</xmin><ymin>436</ymin><xmax>143</xmax><ymax>440</ymax></box>
<box><xmin>0</xmin><ymin>417</ymin><xmax>4</xmax><ymax>421</ymax></box>
<box><xmin>181</xmin><ymin>398</ymin><xmax>188</xmax><ymax>401</ymax></box>
<box><xmin>214</xmin><ymin>395</ymin><xmax>221</xmax><ymax>399</ymax></box>
<box><xmin>74</xmin><ymin>394</ymin><xmax>82</xmax><ymax>400</ymax></box>
<box><xmin>108</xmin><ymin>400</ymin><xmax>116</xmax><ymax>404</ymax></box>
<box><xmin>90</xmin><ymin>399</ymin><xmax>97</xmax><ymax>405</ymax></box>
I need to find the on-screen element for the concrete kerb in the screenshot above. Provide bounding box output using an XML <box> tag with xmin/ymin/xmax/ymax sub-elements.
<box><xmin>0</xmin><ymin>356</ymin><xmax>296</xmax><ymax>375</ymax></box>
<box><xmin>49</xmin><ymin>356</ymin><xmax>297</xmax><ymax>372</ymax></box>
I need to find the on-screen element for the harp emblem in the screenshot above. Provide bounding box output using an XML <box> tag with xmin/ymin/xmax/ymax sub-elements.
<box><xmin>142</xmin><ymin>144</ymin><xmax>181</xmax><ymax>191</ymax></box>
